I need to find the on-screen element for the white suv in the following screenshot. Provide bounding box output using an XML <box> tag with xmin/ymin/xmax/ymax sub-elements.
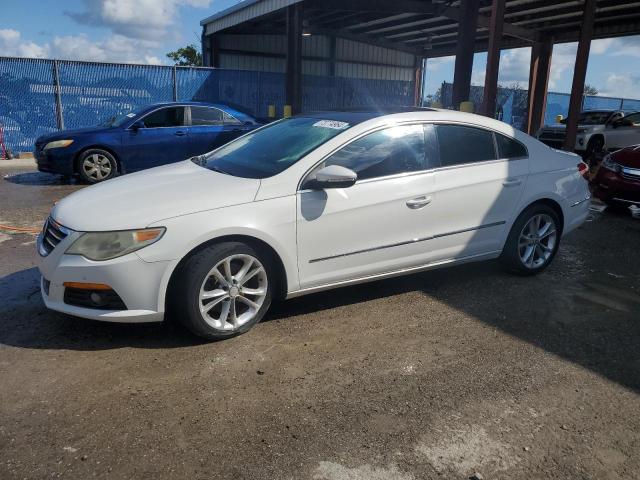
<box><xmin>37</xmin><ymin>108</ymin><xmax>590</xmax><ymax>340</ymax></box>
<box><xmin>536</xmin><ymin>110</ymin><xmax>634</xmax><ymax>155</ymax></box>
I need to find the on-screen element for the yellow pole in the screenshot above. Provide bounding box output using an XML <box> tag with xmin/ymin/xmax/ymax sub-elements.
<box><xmin>459</xmin><ymin>101</ymin><xmax>474</xmax><ymax>113</ymax></box>
<box><xmin>268</xmin><ymin>105</ymin><xmax>276</xmax><ymax>118</ymax></box>
<box><xmin>283</xmin><ymin>105</ymin><xmax>292</xmax><ymax>118</ymax></box>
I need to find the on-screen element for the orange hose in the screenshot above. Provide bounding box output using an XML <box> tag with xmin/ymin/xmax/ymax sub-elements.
<box><xmin>0</xmin><ymin>224</ymin><xmax>40</xmax><ymax>233</ymax></box>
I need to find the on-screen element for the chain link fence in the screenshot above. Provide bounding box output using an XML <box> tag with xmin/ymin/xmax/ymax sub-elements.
<box><xmin>0</xmin><ymin>56</ymin><xmax>414</xmax><ymax>153</ymax></box>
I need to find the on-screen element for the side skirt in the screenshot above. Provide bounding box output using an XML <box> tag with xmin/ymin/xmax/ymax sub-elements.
<box><xmin>286</xmin><ymin>250</ymin><xmax>502</xmax><ymax>299</ymax></box>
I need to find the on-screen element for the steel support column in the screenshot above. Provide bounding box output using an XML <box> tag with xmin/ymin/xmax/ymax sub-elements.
<box><xmin>452</xmin><ymin>0</ymin><xmax>480</xmax><ymax>109</ymax></box>
<box><xmin>526</xmin><ymin>36</ymin><xmax>553</xmax><ymax>135</ymax></box>
<box><xmin>563</xmin><ymin>0</ymin><xmax>596</xmax><ymax>151</ymax></box>
<box><xmin>414</xmin><ymin>56</ymin><xmax>424</xmax><ymax>106</ymax></box>
<box><xmin>209</xmin><ymin>34</ymin><xmax>220</xmax><ymax>68</ymax></box>
<box><xmin>286</xmin><ymin>4</ymin><xmax>303</xmax><ymax>114</ymax></box>
<box><xmin>481</xmin><ymin>0</ymin><xmax>505</xmax><ymax>117</ymax></box>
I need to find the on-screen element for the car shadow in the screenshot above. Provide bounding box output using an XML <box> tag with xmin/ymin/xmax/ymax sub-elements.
<box><xmin>2</xmin><ymin>231</ymin><xmax>639</xmax><ymax>394</ymax></box>
<box><xmin>0</xmin><ymin>267</ymin><xmax>205</xmax><ymax>351</ymax></box>
<box><xmin>3</xmin><ymin>172</ymin><xmax>78</xmax><ymax>186</ymax></box>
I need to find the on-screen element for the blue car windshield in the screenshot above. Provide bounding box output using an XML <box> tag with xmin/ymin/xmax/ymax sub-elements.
<box><xmin>194</xmin><ymin>117</ymin><xmax>351</xmax><ymax>178</ymax></box>
<box><xmin>101</xmin><ymin>112</ymin><xmax>137</xmax><ymax>127</ymax></box>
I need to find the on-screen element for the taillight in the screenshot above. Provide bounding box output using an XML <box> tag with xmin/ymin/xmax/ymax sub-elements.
<box><xmin>577</xmin><ymin>162</ymin><xmax>589</xmax><ymax>179</ymax></box>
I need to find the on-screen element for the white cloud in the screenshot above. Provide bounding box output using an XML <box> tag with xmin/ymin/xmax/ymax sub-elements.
<box><xmin>426</xmin><ymin>56</ymin><xmax>454</xmax><ymax>71</ymax></box>
<box><xmin>65</xmin><ymin>0</ymin><xmax>212</xmax><ymax>40</ymax></box>
<box><xmin>471</xmin><ymin>47</ymin><xmax>531</xmax><ymax>88</ymax></box>
<box><xmin>0</xmin><ymin>29</ymin><xmax>165</xmax><ymax>64</ymax></box>
<box><xmin>600</xmin><ymin>73</ymin><xmax>640</xmax><ymax>99</ymax></box>
<box><xmin>0</xmin><ymin>29</ymin><xmax>50</xmax><ymax>58</ymax></box>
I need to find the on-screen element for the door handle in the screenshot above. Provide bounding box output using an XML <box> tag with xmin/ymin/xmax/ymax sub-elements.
<box><xmin>174</xmin><ymin>131</ymin><xmax>186</xmax><ymax>136</ymax></box>
<box><xmin>406</xmin><ymin>196</ymin><xmax>432</xmax><ymax>209</ymax></box>
<box><xmin>503</xmin><ymin>178</ymin><xmax>522</xmax><ymax>187</ymax></box>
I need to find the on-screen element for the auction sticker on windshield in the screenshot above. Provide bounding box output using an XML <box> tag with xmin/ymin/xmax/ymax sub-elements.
<box><xmin>313</xmin><ymin>120</ymin><xmax>350</xmax><ymax>130</ymax></box>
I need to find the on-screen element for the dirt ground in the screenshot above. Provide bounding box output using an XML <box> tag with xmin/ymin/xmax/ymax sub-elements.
<box><xmin>1</xmin><ymin>162</ymin><xmax>639</xmax><ymax>480</ymax></box>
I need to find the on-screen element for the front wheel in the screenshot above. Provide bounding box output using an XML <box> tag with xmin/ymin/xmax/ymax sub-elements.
<box><xmin>500</xmin><ymin>204</ymin><xmax>561</xmax><ymax>276</ymax></box>
<box><xmin>77</xmin><ymin>149</ymin><xmax>118</xmax><ymax>184</ymax></box>
<box><xmin>171</xmin><ymin>242</ymin><xmax>273</xmax><ymax>340</ymax></box>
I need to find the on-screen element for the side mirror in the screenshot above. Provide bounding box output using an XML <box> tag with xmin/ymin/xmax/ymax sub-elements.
<box><xmin>130</xmin><ymin>121</ymin><xmax>144</xmax><ymax>131</ymax></box>
<box><xmin>308</xmin><ymin>165</ymin><xmax>357</xmax><ymax>189</ymax></box>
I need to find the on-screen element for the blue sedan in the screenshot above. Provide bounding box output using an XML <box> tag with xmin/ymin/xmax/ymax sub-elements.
<box><xmin>35</xmin><ymin>102</ymin><xmax>264</xmax><ymax>183</ymax></box>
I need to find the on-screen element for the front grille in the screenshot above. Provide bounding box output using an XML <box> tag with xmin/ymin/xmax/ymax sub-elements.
<box><xmin>539</xmin><ymin>130</ymin><xmax>567</xmax><ymax>141</ymax></box>
<box><xmin>64</xmin><ymin>287</ymin><xmax>127</xmax><ymax>310</ymax></box>
<box><xmin>39</xmin><ymin>217</ymin><xmax>70</xmax><ymax>256</ymax></box>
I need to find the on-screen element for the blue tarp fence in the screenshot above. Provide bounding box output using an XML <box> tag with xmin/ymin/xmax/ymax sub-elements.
<box><xmin>436</xmin><ymin>81</ymin><xmax>640</xmax><ymax>131</ymax></box>
<box><xmin>0</xmin><ymin>56</ymin><xmax>414</xmax><ymax>152</ymax></box>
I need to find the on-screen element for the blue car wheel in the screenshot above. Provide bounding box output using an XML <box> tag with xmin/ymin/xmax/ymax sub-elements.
<box><xmin>77</xmin><ymin>149</ymin><xmax>118</xmax><ymax>184</ymax></box>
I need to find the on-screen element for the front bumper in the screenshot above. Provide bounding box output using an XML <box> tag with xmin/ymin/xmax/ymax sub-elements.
<box><xmin>592</xmin><ymin>169</ymin><xmax>640</xmax><ymax>205</ymax></box>
<box><xmin>35</xmin><ymin>147</ymin><xmax>76</xmax><ymax>176</ymax></box>
<box><xmin>537</xmin><ymin>132</ymin><xmax>588</xmax><ymax>152</ymax></box>
<box><xmin>36</xmin><ymin>231</ymin><xmax>169</xmax><ymax>323</ymax></box>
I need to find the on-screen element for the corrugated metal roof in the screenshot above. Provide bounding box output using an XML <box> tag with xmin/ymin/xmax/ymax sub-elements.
<box><xmin>202</xmin><ymin>0</ymin><xmax>303</xmax><ymax>33</ymax></box>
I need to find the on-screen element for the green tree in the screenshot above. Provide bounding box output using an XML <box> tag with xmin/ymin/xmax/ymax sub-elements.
<box><xmin>584</xmin><ymin>84</ymin><xmax>599</xmax><ymax>96</ymax></box>
<box><xmin>166</xmin><ymin>44</ymin><xmax>203</xmax><ymax>66</ymax></box>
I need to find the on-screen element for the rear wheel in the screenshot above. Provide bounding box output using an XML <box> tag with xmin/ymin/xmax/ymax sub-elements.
<box><xmin>77</xmin><ymin>149</ymin><xmax>118</xmax><ymax>184</ymax></box>
<box><xmin>500</xmin><ymin>204</ymin><xmax>561</xmax><ymax>276</ymax></box>
<box><xmin>171</xmin><ymin>242</ymin><xmax>273</xmax><ymax>340</ymax></box>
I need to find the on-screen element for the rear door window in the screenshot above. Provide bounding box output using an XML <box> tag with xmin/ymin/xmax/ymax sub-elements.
<box><xmin>495</xmin><ymin>133</ymin><xmax>528</xmax><ymax>159</ymax></box>
<box><xmin>141</xmin><ymin>107</ymin><xmax>185</xmax><ymax>128</ymax></box>
<box><xmin>191</xmin><ymin>106</ymin><xmax>224</xmax><ymax>126</ymax></box>
<box><xmin>436</xmin><ymin>124</ymin><xmax>497</xmax><ymax>167</ymax></box>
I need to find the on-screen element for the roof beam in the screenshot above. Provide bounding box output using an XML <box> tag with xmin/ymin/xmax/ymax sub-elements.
<box><xmin>308</xmin><ymin>0</ymin><xmax>535</xmax><ymax>41</ymax></box>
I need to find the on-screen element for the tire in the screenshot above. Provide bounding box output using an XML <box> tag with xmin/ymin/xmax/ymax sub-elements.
<box><xmin>77</xmin><ymin>149</ymin><xmax>118</xmax><ymax>184</ymax></box>
<box><xmin>586</xmin><ymin>136</ymin><xmax>604</xmax><ymax>156</ymax></box>
<box><xmin>500</xmin><ymin>204</ymin><xmax>561</xmax><ymax>276</ymax></box>
<box><xmin>170</xmin><ymin>242</ymin><xmax>273</xmax><ymax>340</ymax></box>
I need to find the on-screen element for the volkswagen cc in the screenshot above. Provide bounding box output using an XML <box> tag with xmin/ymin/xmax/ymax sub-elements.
<box><xmin>37</xmin><ymin>108</ymin><xmax>591</xmax><ymax>339</ymax></box>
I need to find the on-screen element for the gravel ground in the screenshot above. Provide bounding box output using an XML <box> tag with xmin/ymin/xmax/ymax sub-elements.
<box><xmin>1</xmin><ymin>165</ymin><xmax>639</xmax><ymax>480</ymax></box>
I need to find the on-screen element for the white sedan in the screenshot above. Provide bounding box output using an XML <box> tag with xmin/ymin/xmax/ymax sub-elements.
<box><xmin>37</xmin><ymin>108</ymin><xmax>591</xmax><ymax>339</ymax></box>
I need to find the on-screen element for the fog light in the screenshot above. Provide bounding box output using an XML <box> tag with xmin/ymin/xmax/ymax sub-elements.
<box><xmin>89</xmin><ymin>292</ymin><xmax>108</xmax><ymax>306</ymax></box>
<box><xmin>578</xmin><ymin>138</ymin><xmax>584</xmax><ymax>146</ymax></box>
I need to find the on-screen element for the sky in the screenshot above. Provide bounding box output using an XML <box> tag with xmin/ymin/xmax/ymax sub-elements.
<box><xmin>1</xmin><ymin>1</ymin><xmax>639</xmax><ymax>98</ymax></box>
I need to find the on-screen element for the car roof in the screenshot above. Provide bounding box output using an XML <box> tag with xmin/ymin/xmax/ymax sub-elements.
<box><xmin>297</xmin><ymin>107</ymin><xmax>438</xmax><ymax>125</ymax></box>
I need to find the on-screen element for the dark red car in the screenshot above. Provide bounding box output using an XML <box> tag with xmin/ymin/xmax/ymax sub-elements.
<box><xmin>592</xmin><ymin>145</ymin><xmax>640</xmax><ymax>207</ymax></box>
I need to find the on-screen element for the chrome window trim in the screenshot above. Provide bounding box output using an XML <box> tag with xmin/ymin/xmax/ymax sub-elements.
<box><xmin>308</xmin><ymin>221</ymin><xmax>506</xmax><ymax>263</ymax></box>
<box><xmin>297</xmin><ymin>120</ymin><xmax>529</xmax><ymax>191</ymax></box>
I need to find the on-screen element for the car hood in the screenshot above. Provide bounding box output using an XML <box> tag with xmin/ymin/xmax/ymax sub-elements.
<box><xmin>52</xmin><ymin>160</ymin><xmax>261</xmax><ymax>231</ymax></box>
<box><xmin>611</xmin><ymin>145</ymin><xmax>640</xmax><ymax>168</ymax></box>
<box><xmin>36</xmin><ymin>126</ymin><xmax>116</xmax><ymax>143</ymax></box>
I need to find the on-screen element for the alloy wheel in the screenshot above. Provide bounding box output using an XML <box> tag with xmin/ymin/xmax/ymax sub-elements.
<box><xmin>198</xmin><ymin>254</ymin><xmax>268</xmax><ymax>331</ymax></box>
<box><xmin>82</xmin><ymin>153</ymin><xmax>112</xmax><ymax>181</ymax></box>
<box><xmin>518</xmin><ymin>213</ymin><xmax>557</xmax><ymax>269</ymax></box>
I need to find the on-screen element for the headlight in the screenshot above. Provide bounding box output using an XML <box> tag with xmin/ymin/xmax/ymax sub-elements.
<box><xmin>66</xmin><ymin>228</ymin><xmax>165</xmax><ymax>261</ymax></box>
<box><xmin>44</xmin><ymin>139</ymin><xmax>74</xmax><ymax>150</ymax></box>
<box><xmin>601</xmin><ymin>154</ymin><xmax>621</xmax><ymax>173</ymax></box>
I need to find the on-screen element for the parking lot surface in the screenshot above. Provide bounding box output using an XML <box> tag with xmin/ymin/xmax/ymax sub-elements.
<box><xmin>1</xmin><ymin>163</ymin><xmax>639</xmax><ymax>480</ymax></box>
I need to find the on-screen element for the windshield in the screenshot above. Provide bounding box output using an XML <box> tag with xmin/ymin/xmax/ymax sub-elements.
<box><xmin>101</xmin><ymin>111</ymin><xmax>137</xmax><ymax>127</ymax></box>
<box><xmin>561</xmin><ymin>111</ymin><xmax>613</xmax><ymax>125</ymax></box>
<box><xmin>194</xmin><ymin>117</ymin><xmax>351</xmax><ymax>178</ymax></box>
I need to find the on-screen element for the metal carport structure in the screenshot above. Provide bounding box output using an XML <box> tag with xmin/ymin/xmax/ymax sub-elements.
<box><xmin>201</xmin><ymin>0</ymin><xmax>640</xmax><ymax>150</ymax></box>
